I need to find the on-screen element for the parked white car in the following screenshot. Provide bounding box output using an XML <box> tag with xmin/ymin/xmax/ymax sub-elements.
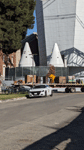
<box><xmin>28</xmin><ymin>84</ymin><xmax>53</xmax><ymax>97</ymax></box>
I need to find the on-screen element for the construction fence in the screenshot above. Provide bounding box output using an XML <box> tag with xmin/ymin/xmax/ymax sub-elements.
<box><xmin>5</xmin><ymin>66</ymin><xmax>69</xmax><ymax>81</ymax></box>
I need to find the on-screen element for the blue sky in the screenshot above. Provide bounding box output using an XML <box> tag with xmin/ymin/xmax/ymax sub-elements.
<box><xmin>26</xmin><ymin>10</ymin><xmax>37</xmax><ymax>36</ymax></box>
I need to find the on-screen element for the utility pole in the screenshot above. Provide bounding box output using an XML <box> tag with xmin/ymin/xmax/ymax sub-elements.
<box><xmin>29</xmin><ymin>54</ymin><xmax>37</xmax><ymax>87</ymax></box>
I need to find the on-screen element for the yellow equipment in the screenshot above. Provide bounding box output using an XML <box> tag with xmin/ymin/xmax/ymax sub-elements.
<box><xmin>49</xmin><ymin>74</ymin><xmax>55</xmax><ymax>83</ymax></box>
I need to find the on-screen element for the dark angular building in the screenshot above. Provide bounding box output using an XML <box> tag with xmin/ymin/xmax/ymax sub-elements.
<box><xmin>21</xmin><ymin>32</ymin><xmax>39</xmax><ymax>66</ymax></box>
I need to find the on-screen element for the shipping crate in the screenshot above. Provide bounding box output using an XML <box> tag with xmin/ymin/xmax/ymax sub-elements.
<box><xmin>25</xmin><ymin>75</ymin><xmax>36</xmax><ymax>83</ymax></box>
<box><xmin>22</xmin><ymin>81</ymin><xmax>25</xmax><ymax>84</ymax></box>
<box><xmin>33</xmin><ymin>75</ymin><xmax>36</xmax><ymax>83</ymax></box>
<box><xmin>25</xmin><ymin>75</ymin><xmax>31</xmax><ymax>83</ymax></box>
<box><xmin>55</xmin><ymin>76</ymin><xmax>66</xmax><ymax>84</ymax></box>
<box><xmin>36</xmin><ymin>76</ymin><xmax>41</xmax><ymax>83</ymax></box>
<box><xmin>30</xmin><ymin>75</ymin><xmax>36</xmax><ymax>83</ymax></box>
<box><xmin>68</xmin><ymin>76</ymin><xmax>75</xmax><ymax>83</ymax></box>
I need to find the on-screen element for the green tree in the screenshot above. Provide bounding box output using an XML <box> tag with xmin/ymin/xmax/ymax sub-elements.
<box><xmin>0</xmin><ymin>0</ymin><xmax>36</xmax><ymax>54</ymax></box>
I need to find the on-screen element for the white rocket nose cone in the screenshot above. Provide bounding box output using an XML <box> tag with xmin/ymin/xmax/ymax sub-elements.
<box><xmin>49</xmin><ymin>43</ymin><xmax>64</xmax><ymax>67</ymax></box>
<box><xmin>19</xmin><ymin>42</ymin><xmax>35</xmax><ymax>67</ymax></box>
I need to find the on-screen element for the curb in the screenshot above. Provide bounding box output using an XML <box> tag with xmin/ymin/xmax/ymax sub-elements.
<box><xmin>0</xmin><ymin>97</ymin><xmax>27</xmax><ymax>103</ymax></box>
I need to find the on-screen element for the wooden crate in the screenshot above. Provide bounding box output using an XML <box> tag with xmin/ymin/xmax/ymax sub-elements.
<box><xmin>25</xmin><ymin>75</ymin><xmax>36</xmax><ymax>83</ymax></box>
<box><xmin>68</xmin><ymin>76</ymin><xmax>75</xmax><ymax>83</ymax></box>
<box><xmin>25</xmin><ymin>75</ymin><xmax>31</xmax><ymax>83</ymax></box>
<box><xmin>22</xmin><ymin>81</ymin><xmax>25</xmax><ymax>84</ymax></box>
<box><xmin>55</xmin><ymin>76</ymin><xmax>66</xmax><ymax>84</ymax></box>
<box><xmin>33</xmin><ymin>75</ymin><xmax>36</xmax><ymax>83</ymax></box>
<box><xmin>36</xmin><ymin>76</ymin><xmax>41</xmax><ymax>83</ymax></box>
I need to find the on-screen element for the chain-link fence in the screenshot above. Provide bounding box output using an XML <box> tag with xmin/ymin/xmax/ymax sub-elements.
<box><xmin>5</xmin><ymin>66</ymin><xmax>69</xmax><ymax>81</ymax></box>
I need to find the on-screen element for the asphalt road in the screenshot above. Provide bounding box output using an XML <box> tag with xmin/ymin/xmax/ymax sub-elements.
<box><xmin>0</xmin><ymin>92</ymin><xmax>84</xmax><ymax>150</ymax></box>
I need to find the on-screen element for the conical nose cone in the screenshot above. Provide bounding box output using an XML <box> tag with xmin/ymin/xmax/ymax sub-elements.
<box><xmin>19</xmin><ymin>42</ymin><xmax>35</xmax><ymax>67</ymax></box>
<box><xmin>49</xmin><ymin>43</ymin><xmax>64</xmax><ymax>67</ymax></box>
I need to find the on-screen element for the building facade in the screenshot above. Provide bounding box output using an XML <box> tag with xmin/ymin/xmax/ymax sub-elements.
<box><xmin>0</xmin><ymin>49</ymin><xmax>21</xmax><ymax>78</ymax></box>
<box><xmin>36</xmin><ymin>0</ymin><xmax>84</xmax><ymax>66</ymax></box>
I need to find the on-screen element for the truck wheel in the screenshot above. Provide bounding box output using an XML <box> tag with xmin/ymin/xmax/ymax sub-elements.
<box><xmin>70</xmin><ymin>88</ymin><xmax>76</xmax><ymax>93</ymax></box>
<box><xmin>65</xmin><ymin>88</ymin><xmax>70</xmax><ymax>93</ymax></box>
<box><xmin>81</xmin><ymin>88</ymin><xmax>84</xmax><ymax>92</ymax></box>
<box><xmin>45</xmin><ymin>91</ymin><xmax>47</xmax><ymax>97</ymax></box>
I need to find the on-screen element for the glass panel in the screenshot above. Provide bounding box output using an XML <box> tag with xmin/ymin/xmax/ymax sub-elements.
<box><xmin>39</xmin><ymin>66</ymin><xmax>49</xmax><ymax>76</ymax></box>
<box><xmin>16</xmin><ymin>67</ymin><xmax>22</xmax><ymax>77</ymax></box>
<box><xmin>23</xmin><ymin>67</ymin><xmax>31</xmax><ymax>76</ymax></box>
<box><xmin>55</xmin><ymin>67</ymin><xmax>61</xmax><ymax>76</ymax></box>
<box><xmin>34</xmin><ymin>67</ymin><xmax>39</xmax><ymax>76</ymax></box>
<box><xmin>5</xmin><ymin>67</ymin><xmax>69</xmax><ymax>81</ymax></box>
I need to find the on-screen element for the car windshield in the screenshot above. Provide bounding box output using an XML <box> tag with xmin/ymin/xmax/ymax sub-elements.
<box><xmin>33</xmin><ymin>85</ymin><xmax>46</xmax><ymax>89</ymax></box>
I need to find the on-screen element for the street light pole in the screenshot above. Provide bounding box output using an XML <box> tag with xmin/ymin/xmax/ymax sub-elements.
<box><xmin>29</xmin><ymin>54</ymin><xmax>37</xmax><ymax>87</ymax></box>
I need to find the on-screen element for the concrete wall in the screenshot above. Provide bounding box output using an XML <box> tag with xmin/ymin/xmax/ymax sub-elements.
<box><xmin>36</xmin><ymin>0</ymin><xmax>84</xmax><ymax>66</ymax></box>
<box><xmin>36</xmin><ymin>0</ymin><xmax>47</xmax><ymax>66</ymax></box>
<box><xmin>74</xmin><ymin>0</ymin><xmax>84</xmax><ymax>52</ymax></box>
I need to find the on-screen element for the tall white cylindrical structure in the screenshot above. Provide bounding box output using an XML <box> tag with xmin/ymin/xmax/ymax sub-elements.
<box><xmin>36</xmin><ymin>0</ymin><xmax>84</xmax><ymax>66</ymax></box>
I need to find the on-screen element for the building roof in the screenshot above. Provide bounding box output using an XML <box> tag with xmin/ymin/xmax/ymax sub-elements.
<box><xmin>22</xmin><ymin>32</ymin><xmax>38</xmax><ymax>45</ymax></box>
